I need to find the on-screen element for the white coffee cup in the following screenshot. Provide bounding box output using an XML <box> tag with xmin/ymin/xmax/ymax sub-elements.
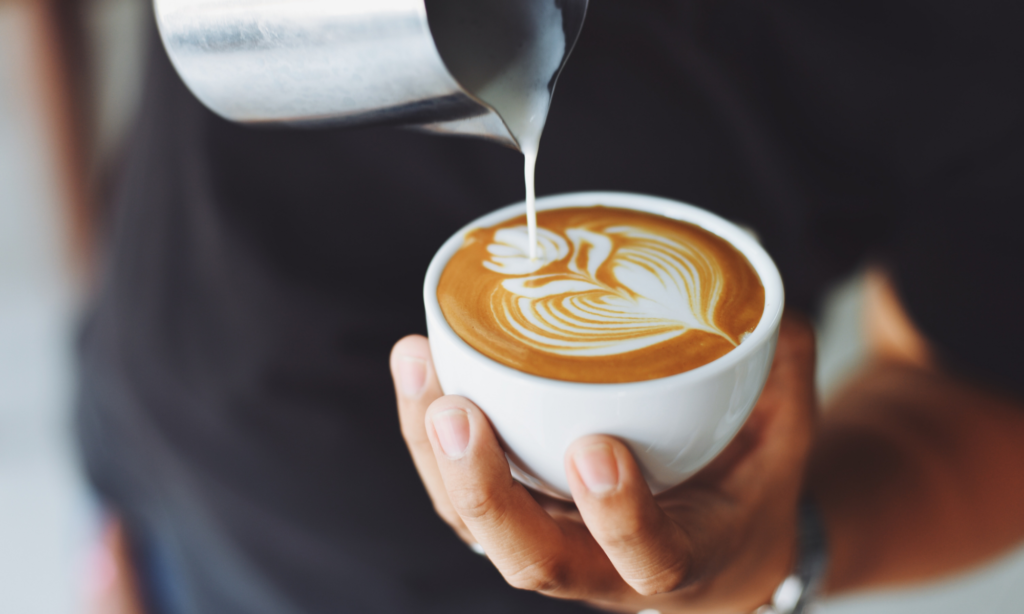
<box><xmin>424</xmin><ymin>192</ymin><xmax>784</xmax><ymax>499</ymax></box>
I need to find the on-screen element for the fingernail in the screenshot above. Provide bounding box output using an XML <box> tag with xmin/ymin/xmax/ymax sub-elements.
<box><xmin>574</xmin><ymin>443</ymin><xmax>619</xmax><ymax>494</ymax></box>
<box><xmin>432</xmin><ymin>409</ymin><xmax>470</xmax><ymax>459</ymax></box>
<box><xmin>396</xmin><ymin>356</ymin><xmax>427</xmax><ymax>397</ymax></box>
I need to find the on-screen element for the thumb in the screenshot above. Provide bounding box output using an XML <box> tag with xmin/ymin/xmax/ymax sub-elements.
<box><xmin>566</xmin><ymin>435</ymin><xmax>694</xmax><ymax>597</ymax></box>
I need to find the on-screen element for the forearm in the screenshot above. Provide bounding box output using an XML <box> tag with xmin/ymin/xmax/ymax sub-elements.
<box><xmin>808</xmin><ymin>360</ymin><xmax>1024</xmax><ymax>594</ymax></box>
<box><xmin>25</xmin><ymin>0</ymin><xmax>93</xmax><ymax>268</ymax></box>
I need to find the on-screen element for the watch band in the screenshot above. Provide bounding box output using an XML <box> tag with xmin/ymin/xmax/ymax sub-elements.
<box><xmin>756</xmin><ymin>497</ymin><xmax>830</xmax><ymax>614</ymax></box>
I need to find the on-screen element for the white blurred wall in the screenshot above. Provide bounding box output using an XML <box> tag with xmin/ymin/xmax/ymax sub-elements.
<box><xmin>0</xmin><ymin>4</ymin><xmax>91</xmax><ymax>613</ymax></box>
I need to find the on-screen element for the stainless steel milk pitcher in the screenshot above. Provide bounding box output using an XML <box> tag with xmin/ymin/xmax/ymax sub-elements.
<box><xmin>154</xmin><ymin>0</ymin><xmax>588</xmax><ymax>150</ymax></box>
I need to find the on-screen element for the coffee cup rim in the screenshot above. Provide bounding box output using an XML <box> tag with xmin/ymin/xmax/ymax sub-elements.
<box><xmin>424</xmin><ymin>191</ymin><xmax>785</xmax><ymax>390</ymax></box>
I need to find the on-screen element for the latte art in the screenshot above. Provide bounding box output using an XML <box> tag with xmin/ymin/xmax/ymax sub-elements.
<box><xmin>439</xmin><ymin>207</ymin><xmax>765</xmax><ymax>383</ymax></box>
<box><xmin>484</xmin><ymin>227</ymin><xmax>570</xmax><ymax>275</ymax></box>
<box><xmin>488</xmin><ymin>225</ymin><xmax>735</xmax><ymax>356</ymax></box>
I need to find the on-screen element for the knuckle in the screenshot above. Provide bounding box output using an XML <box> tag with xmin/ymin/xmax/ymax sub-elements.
<box><xmin>447</xmin><ymin>484</ymin><xmax>502</xmax><ymax>521</ymax></box>
<box><xmin>395</xmin><ymin>419</ymin><xmax>419</xmax><ymax>444</ymax></box>
<box><xmin>505</xmin><ymin>555</ymin><xmax>570</xmax><ymax>594</ymax></box>
<box><xmin>599</xmin><ymin>509</ymin><xmax>666</xmax><ymax>551</ymax></box>
<box><xmin>399</xmin><ymin>419</ymin><xmax>427</xmax><ymax>447</ymax></box>
<box><xmin>628</xmin><ymin>560</ymin><xmax>690</xmax><ymax>596</ymax></box>
<box><xmin>391</xmin><ymin>335</ymin><xmax>425</xmax><ymax>359</ymax></box>
<box><xmin>602</xmin><ymin>516</ymin><xmax>648</xmax><ymax>547</ymax></box>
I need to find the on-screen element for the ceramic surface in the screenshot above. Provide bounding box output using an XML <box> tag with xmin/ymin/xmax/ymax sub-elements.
<box><xmin>424</xmin><ymin>192</ymin><xmax>784</xmax><ymax>498</ymax></box>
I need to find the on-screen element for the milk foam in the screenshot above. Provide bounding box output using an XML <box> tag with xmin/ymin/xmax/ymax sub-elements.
<box><xmin>483</xmin><ymin>224</ymin><xmax>735</xmax><ymax>357</ymax></box>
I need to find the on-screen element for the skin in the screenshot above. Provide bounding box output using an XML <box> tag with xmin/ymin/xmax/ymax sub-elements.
<box><xmin>392</xmin><ymin>270</ymin><xmax>1024</xmax><ymax>612</ymax></box>
<box><xmin>84</xmin><ymin>520</ymin><xmax>146</xmax><ymax>614</ymax></box>
<box><xmin>812</xmin><ymin>271</ymin><xmax>1024</xmax><ymax>594</ymax></box>
<box><xmin>393</xmin><ymin>315</ymin><xmax>814</xmax><ymax>613</ymax></box>
<box><xmin>24</xmin><ymin>0</ymin><xmax>94</xmax><ymax>273</ymax></box>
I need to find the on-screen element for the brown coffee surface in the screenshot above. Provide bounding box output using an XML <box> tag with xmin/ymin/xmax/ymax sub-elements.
<box><xmin>438</xmin><ymin>206</ymin><xmax>765</xmax><ymax>383</ymax></box>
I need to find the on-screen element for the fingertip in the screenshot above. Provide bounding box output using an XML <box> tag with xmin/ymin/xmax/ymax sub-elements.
<box><xmin>425</xmin><ymin>395</ymin><xmax>481</xmax><ymax>420</ymax></box>
<box><xmin>565</xmin><ymin>435</ymin><xmax>648</xmax><ymax>500</ymax></box>
<box><xmin>393</xmin><ymin>336</ymin><xmax>445</xmax><ymax>404</ymax></box>
<box><xmin>391</xmin><ymin>334</ymin><xmax>431</xmax><ymax>365</ymax></box>
<box><xmin>570</xmin><ymin>443</ymin><xmax>620</xmax><ymax>496</ymax></box>
<box><xmin>393</xmin><ymin>351</ymin><xmax>428</xmax><ymax>402</ymax></box>
<box><xmin>565</xmin><ymin>433</ymin><xmax>619</xmax><ymax>454</ymax></box>
<box><xmin>425</xmin><ymin>396</ymin><xmax>493</xmax><ymax>460</ymax></box>
<box><xmin>431</xmin><ymin>408</ymin><xmax>471</xmax><ymax>460</ymax></box>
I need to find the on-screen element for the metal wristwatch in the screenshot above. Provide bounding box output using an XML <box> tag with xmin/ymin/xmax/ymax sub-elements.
<box><xmin>755</xmin><ymin>498</ymin><xmax>830</xmax><ymax>614</ymax></box>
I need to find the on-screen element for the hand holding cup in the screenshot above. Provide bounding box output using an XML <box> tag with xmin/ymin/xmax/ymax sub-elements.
<box><xmin>391</xmin><ymin>314</ymin><xmax>817</xmax><ymax>612</ymax></box>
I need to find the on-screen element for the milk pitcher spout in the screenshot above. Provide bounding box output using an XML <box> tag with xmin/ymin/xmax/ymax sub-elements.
<box><xmin>154</xmin><ymin>0</ymin><xmax>588</xmax><ymax>150</ymax></box>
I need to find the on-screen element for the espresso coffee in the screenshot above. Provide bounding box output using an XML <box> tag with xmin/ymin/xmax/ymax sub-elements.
<box><xmin>437</xmin><ymin>206</ymin><xmax>766</xmax><ymax>383</ymax></box>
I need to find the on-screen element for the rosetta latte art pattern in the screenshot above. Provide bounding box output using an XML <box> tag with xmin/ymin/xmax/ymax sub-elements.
<box><xmin>482</xmin><ymin>224</ymin><xmax>736</xmax><ymax>356</ymax></box>
<box><xmin>438</xmin><ymin>207</ymin><xmax>764</xmax><ymax>382</ymax></box>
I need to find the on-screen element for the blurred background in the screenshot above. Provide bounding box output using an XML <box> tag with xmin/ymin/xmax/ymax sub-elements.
<box><xmin>0</xmin><ymin>0</ymin><xmax>1022</xmax><ymax>612</ymax></box>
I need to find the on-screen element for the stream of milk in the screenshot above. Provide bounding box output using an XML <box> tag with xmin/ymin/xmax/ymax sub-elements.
<box><xmin>427</xmin><ymin>0</ymin><xmax>569</xmax><ymax>260</ymax></box>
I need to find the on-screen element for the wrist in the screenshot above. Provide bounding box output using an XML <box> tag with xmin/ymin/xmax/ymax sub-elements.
<box><xmin>757</xmin><ymin>497</ymin><xmax>830</xmax><ymax>614</ymax></box>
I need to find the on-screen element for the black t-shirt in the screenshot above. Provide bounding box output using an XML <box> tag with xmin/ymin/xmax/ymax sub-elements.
<box><xmin>78</xmin><ymin>2</ymin><xmax>1024</xmax><ymax>613</ymax></box>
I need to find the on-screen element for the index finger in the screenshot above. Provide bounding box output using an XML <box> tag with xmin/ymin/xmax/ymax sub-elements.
<box><xmin>425</xmin><ymin>395</ymin><xmax>627</xmax><ymax>600</ymax></box>
<box><xmin>565</xmin><ymin>435</ymin><xmax>694</xmax><ymax>597</ymax></box>
<box><xmin>391</xmin><ymin>335</ymin><xmax>471</xmax><ymax>542</ymax></box>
